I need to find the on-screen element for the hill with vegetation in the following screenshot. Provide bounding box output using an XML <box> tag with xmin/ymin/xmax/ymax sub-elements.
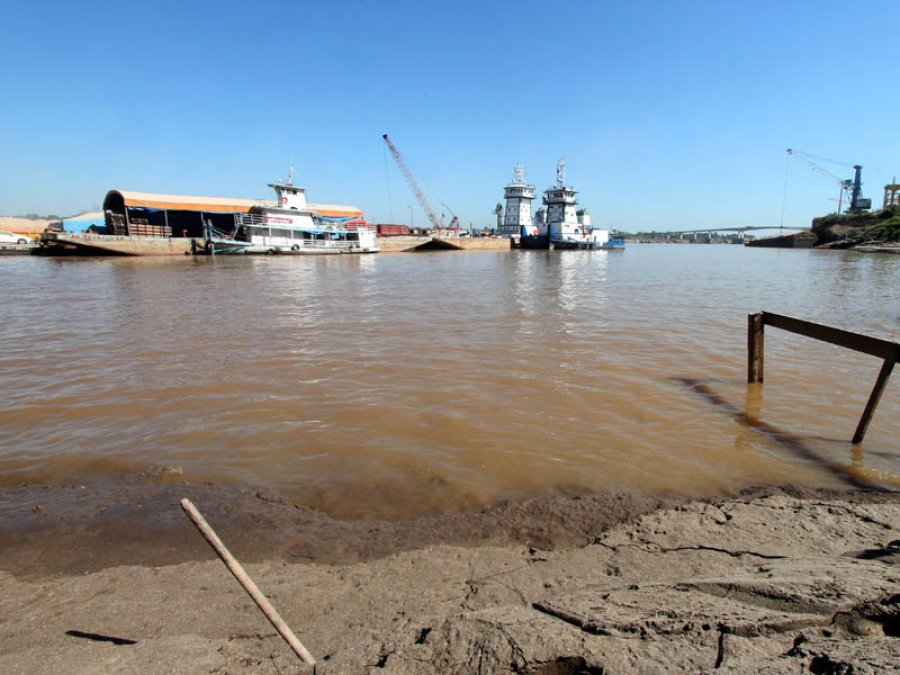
<box><xmin>812</xmin><ymin>206</ymin><xmax>900</xmax><ymax>247</ymax></box>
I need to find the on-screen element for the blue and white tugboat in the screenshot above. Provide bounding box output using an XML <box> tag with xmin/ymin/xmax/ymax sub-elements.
<box><xmin>544</xmin><ymin>160</ymin><xmax>622</xmax><ymax>250</ymax></box>
<box><xmin>499</xmin><ymin>165</ymin><xmax>546</xmax><ymax>248</ymax></box>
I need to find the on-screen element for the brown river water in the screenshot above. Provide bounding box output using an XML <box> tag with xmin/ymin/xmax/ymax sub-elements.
<box><xmin>0</xmin><ymin>245</ymin><xmax>898</xmax><ymax>520</ymax></box>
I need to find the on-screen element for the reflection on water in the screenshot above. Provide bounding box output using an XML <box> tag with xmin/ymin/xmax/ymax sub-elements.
<box><xmin>0</xmin><ymin>246</ymin><xmax>897</xmax><ymax>519</ymax></box>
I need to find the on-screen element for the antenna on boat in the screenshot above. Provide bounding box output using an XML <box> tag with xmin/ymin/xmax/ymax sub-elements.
<box><xmin>556</xmin><ymin>158</ymin><xmax>566</xmax><ymax>188</ymax></box>
<box><xmin>287</xmin><ymin>165</ymin><xmax>294</xmax><ymax>186</ymax></box>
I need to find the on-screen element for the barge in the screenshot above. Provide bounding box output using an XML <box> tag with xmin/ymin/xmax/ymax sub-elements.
<box><xmin>34</xmin><ymin>176</ymin><xmax>372</xmax><ymax>257</ymax></box>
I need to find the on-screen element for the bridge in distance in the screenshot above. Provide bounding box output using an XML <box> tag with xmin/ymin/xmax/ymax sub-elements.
<box><xmin>649</xmin><ymin>226</ymin><xmax>808</xmax><ymax>236</ymax></box>
<box><xmin>638</xmin><ymin>225</ymin><xmax>809</xmax><ymax>241</ymax></box>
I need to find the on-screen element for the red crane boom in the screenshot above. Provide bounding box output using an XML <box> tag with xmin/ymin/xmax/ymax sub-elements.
<box><xmin>382</xmin><ymin>134</ymin><xmax>442</xmax><ymax>230</ymax></box>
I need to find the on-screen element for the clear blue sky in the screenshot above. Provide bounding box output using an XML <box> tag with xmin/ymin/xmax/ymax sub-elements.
<box><xmin>2</xmin><ymin>0</ymin><xmax>899</xmax><ymax>231</ymax></box>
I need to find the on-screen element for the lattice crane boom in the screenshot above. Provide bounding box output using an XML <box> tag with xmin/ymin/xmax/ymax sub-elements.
<box><xmin>786</xmin><ymin>148</ymin><xmax>855</xmax><ymax>214</ymax></box>
<box><xmin>383</xmin><ymin>134</ymin><xmax>442</xmax><ymax>230</ymax></box>
<box><xmin>786</xmin><ymin>148</ymin><xmax>849</xmax><ymax>189</ymax></box>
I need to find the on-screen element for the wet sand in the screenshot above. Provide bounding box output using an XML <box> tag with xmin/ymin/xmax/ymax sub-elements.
<box><xmin>1</xmin><ymin>484</ymin><xmax>898</xmax><ymax>673</ymax></box>
<box><xmin>0</xmin><ymin>482</ymin><xmax>665</xmax><ymax>577</ymax></box>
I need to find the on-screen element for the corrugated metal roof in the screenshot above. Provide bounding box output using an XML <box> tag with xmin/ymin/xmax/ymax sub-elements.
<box><xmin>114</xmin><ymin>190</ymin><xmax>259</xmax><ymax>213</ymax></box>
<box><xmin>106</xmin><ymin>191</ymin><xmax>364</xmax><ymax>218</ymax></box>
<box><xmin>308</xmin><ymin>202</ymin><xmax>364</xmax><ymax>218</ymax></box>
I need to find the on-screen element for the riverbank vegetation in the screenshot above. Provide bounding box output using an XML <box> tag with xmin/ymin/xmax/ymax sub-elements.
<box><xmin>813</xmin><ymin>206</ymin><xmax>900</xmax><ymax>245</ymax></box>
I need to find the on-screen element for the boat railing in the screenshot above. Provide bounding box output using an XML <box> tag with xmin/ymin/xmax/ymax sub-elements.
<box><xmin>235</xmin><ymin>213</ymin><xmax>266</xmax><ymax>228</ymax></box>
<box><xmin>234</xmin><ymin>213</ymin><xmax>375</xmax><ymax>232</ymax></box>
<box><xmin>271</xmin><ymin>239</ymin><xmax>363</xmax><ymax>252</ymax></box>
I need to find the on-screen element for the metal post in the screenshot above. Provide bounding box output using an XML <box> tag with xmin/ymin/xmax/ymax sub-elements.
<box><xmin>748</xmin><ymin>313</ymin><xmax>765</xmax><ymax>383</ymax></box>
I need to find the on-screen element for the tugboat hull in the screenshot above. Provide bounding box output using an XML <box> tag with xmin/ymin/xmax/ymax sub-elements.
<box><xmin>519</xmin><ymin>234</ymin><xmax>550</xmax><ymax>249</ymax></box>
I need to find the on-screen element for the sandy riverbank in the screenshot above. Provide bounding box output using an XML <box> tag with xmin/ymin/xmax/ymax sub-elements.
<box><xmin>1</xmin><ymin>485</ymin><xmax>898</xmax><ymax>673</ymax></box>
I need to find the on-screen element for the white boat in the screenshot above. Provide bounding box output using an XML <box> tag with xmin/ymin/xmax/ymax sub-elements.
<box><xmin>208</xmin><ymin>177</ymin><xmax>378</xmax><ymax>255</ymax></box>
<box><xmin>544</xmin><ymin>160</ymin><xmax>623</xmax><ymax>251</ymax></box>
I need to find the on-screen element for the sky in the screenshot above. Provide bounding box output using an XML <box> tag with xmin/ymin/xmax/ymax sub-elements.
<box><xmin>2</xmin><ymin>0</ymin><xmax>899</xmax><ymax>232</ymax></box>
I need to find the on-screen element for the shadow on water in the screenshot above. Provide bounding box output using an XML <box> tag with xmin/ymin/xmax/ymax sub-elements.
<box><xmin>674</xmin><ymin>377</ymin><xmax>891</xmax><ymax>492</ymax></box>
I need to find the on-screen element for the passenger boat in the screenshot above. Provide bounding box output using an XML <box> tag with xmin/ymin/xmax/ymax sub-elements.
<box><xmin>207</xmin><ymin>177</ymin><xmax>378</xmax><ymax>255</ymax></box>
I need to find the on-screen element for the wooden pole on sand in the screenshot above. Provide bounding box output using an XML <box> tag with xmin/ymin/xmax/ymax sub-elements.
<box><xmin>180</xmin><ymin>498</ymin><xmax>316</xmax><ymax>672</ymax></box>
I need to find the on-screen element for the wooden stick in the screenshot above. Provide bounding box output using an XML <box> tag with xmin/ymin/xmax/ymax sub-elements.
<box><xmin>180</xmin><ymin>498</ymin><xmax>316</xmax><ymax>672</ymax></box>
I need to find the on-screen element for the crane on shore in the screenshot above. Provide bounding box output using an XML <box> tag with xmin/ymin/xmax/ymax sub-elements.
<box><xmin>441</xmin><ymin>201</ymin><xmax>460</xmax><ymax>231</ymax></box>
<box><xmin>786</xmin><ymin>149</ymin><xmax>871</xmax><ymax>214</ymax></box>
<box><xmin>382</xmin><ymin>134</ymin><xmax>442</xmax><ymax>230</ymax></box>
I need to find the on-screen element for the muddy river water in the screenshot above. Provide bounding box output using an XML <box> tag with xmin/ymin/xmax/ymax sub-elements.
<box><xmin>0</xmin><ymin>245</ymin><xmax>897</xmax><ymax>520</ymax></box>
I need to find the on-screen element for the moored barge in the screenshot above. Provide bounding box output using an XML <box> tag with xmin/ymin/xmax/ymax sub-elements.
<box><xmin>35</xmin><ymin>177</ymin><xmax>373</xmax><ymax>256</ymax></box>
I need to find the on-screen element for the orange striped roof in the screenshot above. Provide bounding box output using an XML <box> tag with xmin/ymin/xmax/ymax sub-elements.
<box><xmin>307</xmin><ymin>202</ymin><xmax>364</xmax><ymax>218</ymax></box>
<box><xmin>113</xmin><ymin>190</ymin><xmax>259</xmax><ymax>213</ymax></box>
<box><xmin>106</xmin><ymin>191</ymin><xmax>364</xmax><ymax>218</ymax></box>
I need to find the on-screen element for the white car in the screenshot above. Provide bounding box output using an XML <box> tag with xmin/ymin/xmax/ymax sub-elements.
<box><xmin>0</xmin><ymin>231</ymin><xmax>29</xmax><ymax>245</ymax></box>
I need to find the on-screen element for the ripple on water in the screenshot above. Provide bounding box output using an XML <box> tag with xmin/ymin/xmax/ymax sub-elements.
<box><xmin>0</xmin><ymin>247</ymin><xmax>897</xmax><ymax>519</ymax></box>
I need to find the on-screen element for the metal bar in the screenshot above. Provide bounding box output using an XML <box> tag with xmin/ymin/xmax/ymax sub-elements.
<box><xmin>762</xmin><ymin>312</ymin><xmax>899</xmax><ymax>361</ymax></box>
<box><xmin>853</xmin><ymin>354</ymin><xmax>897</xmax><ymax>444</ymax></box>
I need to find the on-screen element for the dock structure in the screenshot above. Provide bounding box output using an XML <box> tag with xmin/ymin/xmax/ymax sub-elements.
<box><xmin>377</xmin><ymin>234</ymin><xmax>512</xmax><ymax>253</ymax></box>
<box><xmin>748</xmin><ymin>312</ymin><xmax>899</xmax><ymax>444</ymax></box>
<box><xmin>884</xmin><ymin>183</ymin><xmax>900</xmax><ymax>209</ymax></box>
<box><xmin>36</xmin><ymin>232</ymin><xmax>194</xmax><ymax>256</ymax></box>
<box><xmin>428</xmin><ymin>235</ymin><xmax>512</xmax><ymax>251</ymax></box>
<box><xmin>0</xmin><ymin>243</ymin><xmax>35</xmax><ymax>255</ymax></box>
